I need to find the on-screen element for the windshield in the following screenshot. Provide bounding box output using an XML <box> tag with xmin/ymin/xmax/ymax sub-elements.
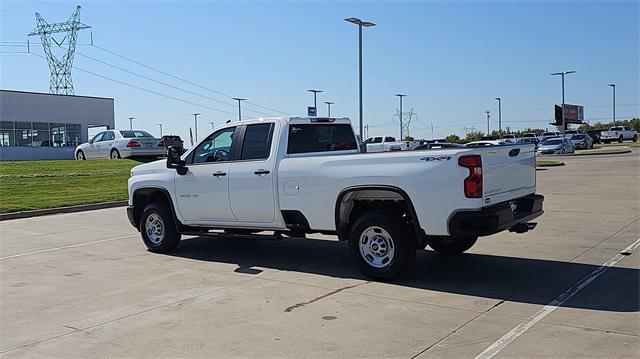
<box><xmin>543</xmin><ymin>139</ymin><xmax>562</xmax><ymax>145</ymax></box>
<box><xmin>543</xmin><ymin>132</ymin><xmax>556</xmax><ymax>136</ymax></box>
<box><xmin>120</xmin><ymin>130</ymin><xmax>154</xmax><ymax>138</ymax></box>
<box><xmin>572</xmin><ymin>135</ymin><xmax>586</xmax><ymax>139</ymax></box>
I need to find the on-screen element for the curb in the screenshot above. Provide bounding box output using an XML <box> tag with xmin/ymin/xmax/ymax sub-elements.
<box><xmin>536</xmin><ymin>162</ymin><xmax>565</xmax><ymax>167</ymax></box>
<box><xmin>571</xmin><ymin>150</ymin><xmax>632</xmax><ymax>156</ymax></box>
<box><xmin>0</xmin><ymin>201</ymin><xmax>128</xmax><ymax>221</ymax></box>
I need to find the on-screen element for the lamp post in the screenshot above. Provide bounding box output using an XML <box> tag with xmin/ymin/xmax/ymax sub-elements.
<box><xmin>232</xmin><ymin>98</ymin><xmax>246</xmax><ymax>122</ymax></box>
<box><xmin>127</xmin><ymin>117</ymin><xmax>135</xmax><ymax>130</ymax></box>
<box><xmin>324</xmin><ymin>101</ymin><xmax>334</xmax><ymax>117</ymax></box>
<box><xmin>494</xmin><ymin>97</ymin><xmax>502</xmax><ymax>133</ymax></box>
<box><xmin>395</xmin><ymin>94</ymin><xmax>406</xmax><ymax>139</ymax></box>
<box><xmin>190</xmin><ymin>113</ymin><xmax>201</xmax><ymax>141</ymax></box>
<box><xmin>345</xmin><ymin>17</ymin><xmax>375</xmax><ymax>142</ymax></box>
<box><xmin>608</xmin><ymin>84</ymin><xmax>616</xmax><ymax>126</ymax></box>
<box><xmin>550</xmin><ymin>71</ymin><xmax>576</xmax><ymax>148</ymax></box>
<box><xmin>157</xmin><ymin>123</ymin><xmax>162</xmax><ymax>137</ymax></box>
<box><xmin>307</xmin><ymin>89</ymin><xmax>322</xmax><ymax>112</ymax></box>
<box><xmin>485</xmin><ymin>111</ymin><xmax>491</xmax><ymax>135</ymax></box>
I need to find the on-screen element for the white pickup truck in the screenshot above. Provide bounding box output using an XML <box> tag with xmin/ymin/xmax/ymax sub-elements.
<box><xmin>600</xmin><ymin>126</ymin><xmax>638</xmax><ymax>143</ymax></box>
<box><xmin>128</xmin><ymin>117</ymin><xmax>543</xmax><ymax>280</ymax></box>
<box><xmin>364</xmin><ymin>136</ymin><xmax>421</xmax><ymax>152</ymax></box>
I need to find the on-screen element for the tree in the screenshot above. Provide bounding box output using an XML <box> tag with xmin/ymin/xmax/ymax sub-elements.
<box><xmin>444</xmin><ymin>134</ymin><xmax>462</xmax><ymax>143</ymax></box>
<box><xmin>463</xmin><ymin>131</ymin><xmax>484</xmax><ymax>143</ymax></box>
<box><xmin>404</xmin><ymin>136</ymin><xmax>415</xmax><ymax>141</ymax></box>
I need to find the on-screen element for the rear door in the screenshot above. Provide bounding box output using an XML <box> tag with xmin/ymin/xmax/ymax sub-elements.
<box><xmin>480</xmin><ymin>144</ymin><xmax>536</xmax><ymax>206</ymax></box>
<box><xmin>228</xmin><ymin>123</ymin><xmax>276</xmax><ymax>223</ymax></box>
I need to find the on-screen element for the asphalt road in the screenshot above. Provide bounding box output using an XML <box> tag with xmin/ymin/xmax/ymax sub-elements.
<box><xmin>1</xmin><ymin>151</ymin><xmax>638</xmax><ymax>358</ymax></box>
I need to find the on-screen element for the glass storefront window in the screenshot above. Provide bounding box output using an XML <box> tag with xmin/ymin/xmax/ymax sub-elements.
<box><xmin>66</xmin><ymin>124</ymin><xmax>81</xmax><ymax>147</ymax></box>
<box><xmin>32</xmin><ymin>122</ymin><xmax>50</xmax><ymax>147</ymax></box>
<box><xmin>0</xmin><ymin>130</ymin><xmax>14</xmax><ymax>146</ymax></box>
<box><xmin>15</xmin><ymin>129</ymin><xmax>31</xmax><ymax>146</ymax></box>
<box><xmin>50</xmin><ymin>123</ymin><xmax>66</xmax><ymax>147</ymax></box>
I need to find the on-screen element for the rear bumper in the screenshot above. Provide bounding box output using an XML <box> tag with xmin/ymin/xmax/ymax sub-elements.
<box><xmin>449</xmin><ymin>194</ymin><xmax>544</xmax><ymax>237</ymax></box>
<box><xmin>120</xmin><ymin>148</ymin><xmax>166</xmax><ymax>158</ymax></box>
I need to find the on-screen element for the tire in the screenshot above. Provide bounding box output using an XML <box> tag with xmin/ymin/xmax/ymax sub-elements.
<box><xmin>348</xmin><ymin>211</ymin><xmax>416</xmax><ymax>281</ymax></box>
<box><xmin>110</xmin><ymin>148</ymin><xmax>121</xmax><ymax>159</ymax></box>
<box><xmin>76</xmin><ymin>150</ymin><xmax>85</xmax><ymax>160</ymax></box>
<box><xmin>428</xmin><ymin>236</ymin><xmax>478</xmax><ymax>255</ymax></box>
<box><xmin>633</xmin><ymin>135</ymin><xmax>638</xmax><ymax>143</ymax></box>
<box><xmin>603</xmin><ymin>140</ymin><xmax>610</xmax><ymax>144</ymax></box>
<box><xmin>140</xmin><ymin>202</ymin><xmax>181</xmax><ymax>253</ymax></box>
<box><xmin>618</xmin><ymin>136</ymin><xmax>623</xmax><ymax>144</ymax></box>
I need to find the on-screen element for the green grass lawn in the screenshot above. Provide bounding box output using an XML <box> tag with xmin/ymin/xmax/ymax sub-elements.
<box><xmin>0</xmin><ymin>159</ymin><xmax>143</xmax><ymax>213</ymax></box>
<box><xmin>596</xmin><ymin>142</ymin><xmax>640</xmax><ymax>148</ymax></box>
<box><xmin>536</xmin><ymin>160</ymin><xmax>565</xmax><ymax>167</ymax></box>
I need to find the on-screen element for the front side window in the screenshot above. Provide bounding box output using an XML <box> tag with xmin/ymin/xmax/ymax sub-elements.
<box><xmin>287</xmin><ymin>124</ymin><xmax>357</xmax><ymax>154</ymax></box>
<box><xmin>102</xmin><ymin>131</ymin><xmax>115</xmax><ymax>141</ymax></box>
<box><xmin>241</xmin><ymin>123</ymin><xmax>273</xmax><ymax>160</ymax></box>
<box><xmin>192</xmin><ymin>127</ymin><xmax>236</xmax><ymax>164</ymax></box>
<box><xmin>92</xmin><ymin>132</ymin><xmax>105</xmax><ymax>143</ymax></box>
<box><xmin>385</xmin><ymin>137</ymin><xmax>396</xmax><ymax>142</ymax></box>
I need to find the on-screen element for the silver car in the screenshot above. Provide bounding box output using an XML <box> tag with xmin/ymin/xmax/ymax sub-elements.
<box><xmin>569</xmin><ymin>134</ymin><xmax>594</xmax><ymax>149</ymax></box>
<box><xmin>537</xmin><ymin>137</ymin><xmax>575</xmax><ymax>155</ymax></box>
<box><xmin>75</xmin><ymin>129</ymin><xmax>165</xmax><ymax>160</ymax></box>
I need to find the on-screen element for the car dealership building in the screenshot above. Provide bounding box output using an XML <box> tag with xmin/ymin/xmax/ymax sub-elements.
<box><xmin>0</xmin><ymin>89</ymin><xmax>115</xmax><ymax>161</ymax></box>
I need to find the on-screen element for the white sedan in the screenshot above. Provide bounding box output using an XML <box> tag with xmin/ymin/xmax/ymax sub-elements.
<box><xmin>75</xmin><ymin>129</ymin><xmax>166</xmax><ymax>160</ymax></box>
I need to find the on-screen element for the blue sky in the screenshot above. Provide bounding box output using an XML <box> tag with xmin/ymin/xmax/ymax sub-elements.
<box><xmin>1</xmin><ymin>0</ymin><xmax>638</xmax><ymax>140</ymax></box>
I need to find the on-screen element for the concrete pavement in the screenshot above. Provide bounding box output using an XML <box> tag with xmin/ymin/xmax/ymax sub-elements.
<box><xmin>1</xmin><ymin>151</ymin><xmax>638</xmax><ymax>358</ymax></box>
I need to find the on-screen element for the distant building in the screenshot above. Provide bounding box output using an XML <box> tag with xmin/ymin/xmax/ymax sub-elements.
<box><xmin>0</xmin><ymin>89</ymin><xmax>114</xmax><ymax>160</ymax></box>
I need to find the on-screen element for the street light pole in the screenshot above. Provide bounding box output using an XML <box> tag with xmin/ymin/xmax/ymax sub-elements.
<box><xmin>324</xmin><ymin>101</ymin><xmax>334</xmax><ymax>117</ymax></box>
<box><xmin>494</xmin><ymin>97</ymin><xmax>502</xmax><ymax>133</ymax></box>
<box><xmin>550</xmin><ymin>71</ymin><xmax>576</xmax><ymax>144</ymax></box>
<box><xmin>608</xmin><ymin>84</ymin><xmax>616</xmax><ymax>126</ymax></box>
<box><xmin>190</xmin><ymin>113</ymin><xmax>201</xmax><ymax>141</ymax></box>
<box><xmin>157</xmin><ymin>123</ymin><xmax>162</xmax><ymax>137</ymax></box>
<box><xmin>485</xmin><ymin>111</ymin><xmax>491</xmax><ymax>135</ymax></box>
<box><xmin>346</xmin><ymin>17</ymin><xmax>375</xmax><ymax>142</ymax></box>
<box><xmin>307</xmin><ymin>89</ymin><xmax>323</xmax><ymax>112</ymax></box>
<box><xmin>232</xmin><ymin>98</ymin><xmax>246</xmax><ymax>122</ymax></box>
<box><xmin>127</xmin><ymin>117</ymin><xmax>135</xmax><ymax>130</ymax></box>
<box><xmin>395</xmin><ymin>94</ymin><xmax>406</xmax><ymax>139</ymax></box>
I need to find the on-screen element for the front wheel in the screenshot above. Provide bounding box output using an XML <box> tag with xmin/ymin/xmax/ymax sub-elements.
<box><xmin>110</xmin><ymin>148</ymin><xmax>121</xmax><ymax>159</ymax></box>
<box><xmin>140</xmin><ymin>202</ymin><xmax>181</xmax><ymax>253</ymax></box>
<box><xmin>633</xmin><ymin>135</ymin><xmax>638</xmax><ymax>143</ymax></box>
<box><xmin>76</xmin><ymin>150</ymin><xmax>85</xmax><ymax>160</ymax></box>
<box><xmin>618</xmin><ymin>136</ymin><xmax>624</xmax><ymax>143</ymax></box>
<box><xmin>348</xmin><ymin>212</ymin><xmax>416</xmax><ymax>281</ymax></box>
<box><xmin>428</xmin><ymin>236</ymin><xmax>478</xmax><ymax>255</ymax></box>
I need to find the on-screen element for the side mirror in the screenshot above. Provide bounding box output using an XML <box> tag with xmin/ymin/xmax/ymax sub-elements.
<box><xmin>166</xmin><ymin>146</ymin><xmax>188</xmax><ymax>175</ymax></box>
<box><xmin>88</xmin><ymin>139</ymin><xmax>94</xmax><ymax>144</ymax></box>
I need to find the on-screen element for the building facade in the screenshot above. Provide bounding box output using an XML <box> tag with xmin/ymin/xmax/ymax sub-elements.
<box><xmin>0</xmin><ymin>90</ymin><xmax>115</xmax><ymax>160</ymax></box>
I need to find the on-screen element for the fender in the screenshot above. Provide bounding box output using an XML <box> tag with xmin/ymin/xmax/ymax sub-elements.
<box><xmin>131</xmin><ymin>187</ymin><xmax>183</xmax><ymax>231</ymax></box>
<box><xmin>334</xmin><ymin>185</ymin><xmax>427</xmax><ymax>246</ymax></box>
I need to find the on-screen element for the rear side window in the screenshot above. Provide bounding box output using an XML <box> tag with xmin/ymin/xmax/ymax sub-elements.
<box><xmin>120</xmin><ymin>130</ymin><xmax>153</xmax><ymax>138</ymax></box>
<box><xmin>287</xmin><ymin>124</ymin><xmax>357</xmax><ymax>154</ymax></box>
<box><xmin>385</xmin><ymin>137</ymin><xmax>395</xmax><ymax>142</ymax></box>
<box><xmin>241</xmin><ymin>123</ymin><xmax>273</xmax><ymax>160</ymax></box>
<box><xmin>103</xmin><ymin>131</ymin><xmax>115</xmax><ymax>141</ymax></box>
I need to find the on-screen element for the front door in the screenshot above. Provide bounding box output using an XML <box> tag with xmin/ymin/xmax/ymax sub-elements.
<box><xmin>229</xmin><ymin>123</ymin><xmax>276</xmax><ymax>223</ymax></box>
<box><xmin>175</xmin><ymin>126</ymin><xmax>237</xmax><ymax>223</ymax></box>
<box><xmin>87</xmin><ymin>132</ymin><xmax>104</xmax><ymax>159</ymax></box>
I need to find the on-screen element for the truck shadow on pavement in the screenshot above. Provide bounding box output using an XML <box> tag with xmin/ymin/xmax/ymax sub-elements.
<box><xmin>167</xmin><ymin>235</ymin><xmax>639</xmax><ymax>313</ymax></box>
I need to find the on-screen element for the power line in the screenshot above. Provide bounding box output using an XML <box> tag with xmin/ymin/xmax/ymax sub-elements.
<box><xmin>75</xmin><ymin>51</ymin><xmax>275</xmax><ymax>117</ymax></box>
<box><xmin>28</xmin><ymin>52</ymin><xmax>240</xmax><ymax>116</ymax></box>
<box><xmin>91</xmin><ymin>43</ymin><xmax>291</xmax><ymax>116</ymax></box>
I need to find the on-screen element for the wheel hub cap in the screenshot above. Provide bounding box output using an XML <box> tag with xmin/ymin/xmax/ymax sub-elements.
<box><xmin>359</xmin><ymin>226</ymin><xmax>395</xmax><ymax>268</ymax></box>
<box><xmin>145</xmin><ymin>214</ymin><xmax>164</xmax><ymax>244</ymax></box>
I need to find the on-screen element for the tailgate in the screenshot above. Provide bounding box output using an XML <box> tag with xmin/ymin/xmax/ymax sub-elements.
<box><xmin>481</xmin><ymin>144</ymin><xmax>536</xmax><ymax>205</ymax></box>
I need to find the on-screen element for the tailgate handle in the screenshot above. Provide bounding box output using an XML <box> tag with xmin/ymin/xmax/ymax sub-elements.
<box><xmin>509</xmin><ymin>148</ymin><xmax>520</xmax><ymax>157</ymax></box>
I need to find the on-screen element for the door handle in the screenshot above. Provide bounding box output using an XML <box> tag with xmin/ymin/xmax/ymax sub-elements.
<box><xmin>213</xmin><ymin>171</ymin><xmax>227</xmax><ymax>177</ymax></box>
<box><xmin>254</xmin><ymin>169</ymin><xmax>270</xmax><ymax>176</ymax></box>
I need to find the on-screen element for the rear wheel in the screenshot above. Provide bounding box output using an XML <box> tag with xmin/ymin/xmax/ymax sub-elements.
<box><xmin>633</xmin><ymin>135</ymin><xmax>638</xmax><ymax>143</ymax></box>
<box><xmin>140</xmin><ymin>202</ymin><xmax>181</xmax><ymax>253</ymax></box>
<box><xmin>348</xmin><ymin>211</ymin><xmax>416</xmax><ymax>281</ymax></box>
<box><xmin>76</xmin><ymin>150</ymin><xmax>85</xmax><ymax>160</ymax></box>
<box><xmin>428</xmin><ymin>236</ymin><xmax>478</xmax><ymax>255</ymax></box>
<box><xmin>110</xmin><ymin>148</ymin><xmax>121</xmax><ymax>159</ymax></box>
<box><xmin>618</xmin><ymin>136</ymin><xmax>624</xmax><ymax>143</ymax></box>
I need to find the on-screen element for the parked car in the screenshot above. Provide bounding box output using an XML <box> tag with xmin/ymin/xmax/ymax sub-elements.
<box><xmin>518</xmin><ymin>137</ymin><xmax>541</xmax><ymax>149</ymax></box>
<box><xmin>542</xmin><ymin>132</ymin><xmax>560</xmax><ymax>141</ymax></box>
<box><xmin>364</xmin><ymin>136</ymin><xmax>421</xmax><ymax>152</ymax></box>
<box><xmin>75</xmin><ymin>129</ymin><xmax>165</xmax><ymax>160</ymax></box>
<box><xmin>600</xmin><ymin>126</ymin><xmax>638</xmax><ymax>143</ymax></box>
<box><xmin>521</xmin><ymin>133</ymin><xmax>539</xmax><ymax>140</ymax></box>
<box><xmin>537</xmin><ymin>137</ymin><xmax>575</xmax><ymax>155</ymax></box>
<box><xmin>127</xmin><ymin>116</ymin><xmax>543</xmax><ymax>280</ymax></box>
<box><xmin>501</xmin><ymin>134</ymin><xmax>518</xmax><ymax>143</ymax></box>
<box><xmin>465</xmin><ymin>140</ymin><xmax>507</xmax><ymax>147</ymax></box>
<box><xmin>564</xmin><ymin>129</ymin><xmax>582</xmax><ymax>136</ymax></box>
<box><xmin>569</xmin><ymin>134</ymin><xmax>594</xmax><ymax>149</ymax></box>
<box><xmin>586</xmin><ymin>129</ymin><xmax>603</xmax><ymax>144</ymax></box>
<box><xmin>414</xmin><ymin>142</ymin><xmax>465</xmax><ymax>150</ymax></box>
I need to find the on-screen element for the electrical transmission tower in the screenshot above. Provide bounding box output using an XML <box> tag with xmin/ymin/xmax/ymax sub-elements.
<box><xmin>394</xmin><ymin>108</ymin><xmax>415</xmax><ymax>139</ymax></box>
<box><xmin>27</xmin><ymin>6</ymin><xmax>90</xmax><ymax>95</ymax></box>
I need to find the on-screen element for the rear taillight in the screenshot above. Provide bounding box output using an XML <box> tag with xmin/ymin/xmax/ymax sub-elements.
<box><xmin>126</xmin><ymin>140</ymin><xmax>141</xmax><ymax>148</ymax></box>
<box><xmin>458</xmin><ymin>155</ymin><xmax>483</xmax><ymax>198</ymax></box>
<box><xmin>157</xmin><ymin>140</ymin><xmax>165</xmax><ymax>147</ymax></box>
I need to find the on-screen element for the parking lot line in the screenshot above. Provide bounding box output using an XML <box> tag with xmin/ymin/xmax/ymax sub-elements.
<box><xmin>0</xmin><ymin>234</ymin><xmax>137</xmax><ymax>260</ymax></box>
<box><xmin>474</xmin><ymin>237</ymin><xmax>640</xmax><ymax>359</ymax></box>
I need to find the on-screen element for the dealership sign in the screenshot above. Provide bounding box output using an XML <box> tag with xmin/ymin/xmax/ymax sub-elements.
<box><xmin>554</xmin><ymin>104</ymin><xmax>584</xmax><ymax>124</ymax></box>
